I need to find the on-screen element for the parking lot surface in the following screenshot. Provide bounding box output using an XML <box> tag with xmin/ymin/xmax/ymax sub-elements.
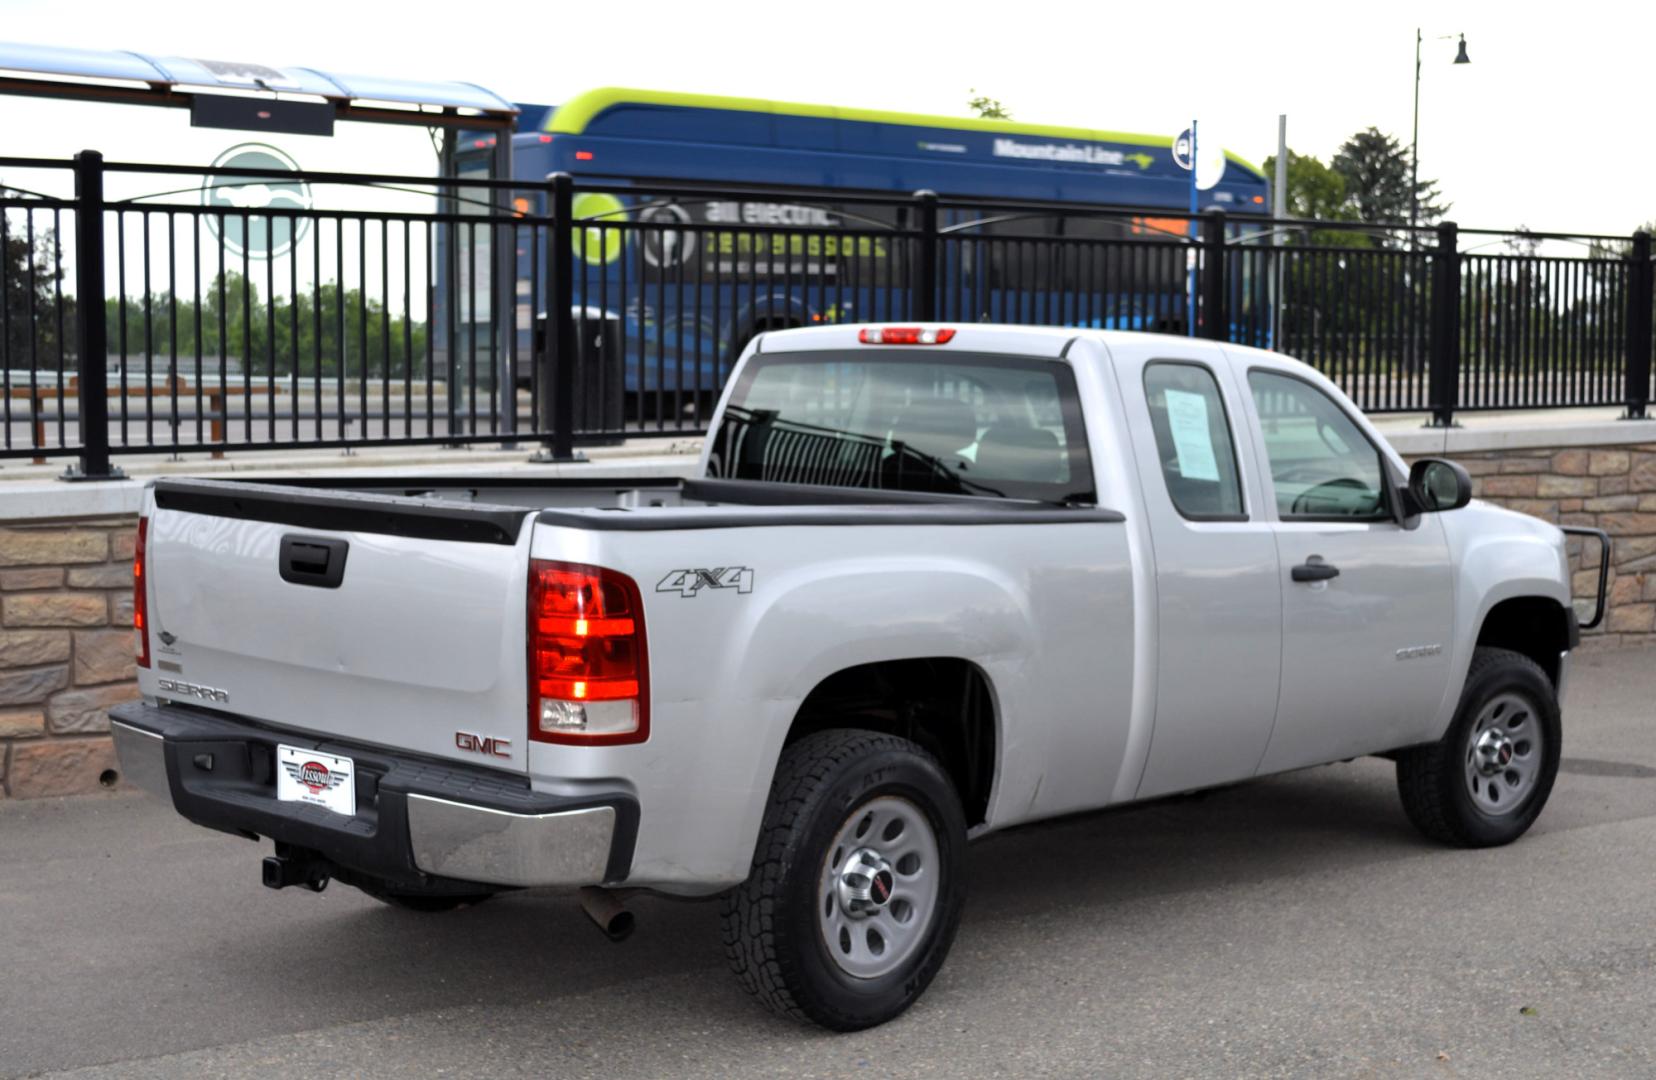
<box><xmin>3</xmin><ymin>645</ymin><xmax>1654</xmax><ymax>1079</ymax></box>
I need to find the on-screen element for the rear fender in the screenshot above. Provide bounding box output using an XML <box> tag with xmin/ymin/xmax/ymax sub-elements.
<box><xmin>707</xmin><ymin>559</ymin><xmax>1030</xmax><ymax>879</ymax></box>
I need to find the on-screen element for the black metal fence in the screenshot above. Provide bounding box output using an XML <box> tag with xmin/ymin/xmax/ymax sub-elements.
<box><xmin>1</xmin><ymin>150</ymin><xmax>1651</xmax><ymax>479</ymax></box>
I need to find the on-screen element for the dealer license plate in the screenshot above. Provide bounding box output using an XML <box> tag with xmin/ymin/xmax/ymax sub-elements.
<box><xmin>275</xmin><ymin>745</ymin><xmax>356</xmax><ymax>817</ymax></box>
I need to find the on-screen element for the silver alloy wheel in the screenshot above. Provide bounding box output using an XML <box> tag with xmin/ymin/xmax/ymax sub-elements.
<box><xmin>1463</xmin><ymin>691</ymin><xmax>1544</xmax><ymax>817</ymax></box>
<box><xmin>817</xmin><ymin>795</ymin><xmax>942</xmax><ymax>980</ymax></box>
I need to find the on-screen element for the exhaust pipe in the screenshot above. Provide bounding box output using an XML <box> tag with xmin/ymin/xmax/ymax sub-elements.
<box><xmin>578</xmin><ymin>886</ymin><xmax>634</xmax><ymax>942</ymax></box>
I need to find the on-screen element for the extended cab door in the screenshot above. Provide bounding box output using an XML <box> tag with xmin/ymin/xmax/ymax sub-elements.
<box><xmin>1235</xmin><ymin>357</ymin><xmax>1455</xmax><ymax>772</ymax></box>
<box><xmin>1110</xmin><ymin>341</ymin><xmax>1283</xmax><ymax>799</ymax></box>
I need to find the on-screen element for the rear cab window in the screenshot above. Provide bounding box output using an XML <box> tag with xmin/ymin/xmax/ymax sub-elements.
<box><xmin>707</xmin><ymin>352</ymin><xmax>1095</xmax><ymax>504</ymax></box>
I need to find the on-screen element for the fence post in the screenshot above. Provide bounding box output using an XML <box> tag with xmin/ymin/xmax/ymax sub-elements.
<box><xmin>536</xmin><ymin>172</ymin><xmax>577</xmax><ymax>462</ymax></box>
<box><xmin>1200</xmin><ymin>210</ymin><xmax>1228</xmax><ymax>341</ymax></box>
<box><xmin>493</xmin><ymin>135</ymin><xmax>517</xmax><ymax>445</ymax></box>
<box><xmin>1426</xmin><ymin>220</ymin><xmax>1461</xmax><ymax>428</ymax></box>
<box><xmin>913</xmin><ymin>189</ymin><xmax>939</xmax><ymax>322</ymax></box>
<box><xmin>1624</xmin><ymin>230</ymin><xmax>1652</xmax><ymax>420</ymax></box>
<box><xmin>64</xmin><ymin>150</ymin><xmax>122</xmax><ymax>481</ymax></box>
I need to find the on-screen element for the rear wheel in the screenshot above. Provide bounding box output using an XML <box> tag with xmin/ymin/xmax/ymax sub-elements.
<box><xmin>721</xmin><ymin>729</ymin><xmax>967</xmax><ymax>1030</ymax></box>
<box><xmin>1396</xmin><ymin>647</ymin><xmax>1561</xmax><ymax>847</ymax></box>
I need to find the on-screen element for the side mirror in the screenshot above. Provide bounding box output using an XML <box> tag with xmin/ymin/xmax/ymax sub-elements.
<box><xmin>1405</xmin><ymin>458</ymin><xmax>1473</xmax><ymax>514</ymax></box>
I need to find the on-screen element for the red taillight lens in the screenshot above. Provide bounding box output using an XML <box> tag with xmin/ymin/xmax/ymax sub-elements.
<box><xmin>133</xmin><ymin>517</ymin><xmax>150</xmax><ymax>669</ymax></box>
<box><xmin>528</xmin><ymin>560</ymin><xmax>648</xmax><ymax>745</ymax></box>
<box><xmin>858</xmin><ymin>326</ymin><xmax>956</xmax><ymax>345</ymax></box>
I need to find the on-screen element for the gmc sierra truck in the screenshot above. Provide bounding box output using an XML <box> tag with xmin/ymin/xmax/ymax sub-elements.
<box><xmin>112</xmin><ymin>325</ymin><xmax>1608</xmax><ymax>1030</ymax></box>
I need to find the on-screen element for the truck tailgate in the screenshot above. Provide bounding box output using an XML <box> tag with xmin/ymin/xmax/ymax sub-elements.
<box><xmin>143</xmin><ymin>479</ymin><xmax>534</xmax><ymax>772</ymax></box>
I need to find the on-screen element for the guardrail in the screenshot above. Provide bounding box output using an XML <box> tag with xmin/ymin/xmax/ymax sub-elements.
<box><xmin>1</xmin><ymin>150</ymin><xmax>1651</xmax><ymax>479</ymax></box>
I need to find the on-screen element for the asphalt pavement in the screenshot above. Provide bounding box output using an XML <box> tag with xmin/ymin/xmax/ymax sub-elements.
<box><xmin>3</xmin><ymin>645</ymin><xmax>1654</xmax><ymax>1079</ymax></box>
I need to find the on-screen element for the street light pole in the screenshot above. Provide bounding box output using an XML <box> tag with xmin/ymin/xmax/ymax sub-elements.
<box><xmin>1411</xmin><ymin>28</ymin><xmax>1422</xmax><ymax>236</ymax></box>
<box><xmin>1411</xmin><ymin>30</ymin><xmax>1470</xmax><ymax>238</ymax></box>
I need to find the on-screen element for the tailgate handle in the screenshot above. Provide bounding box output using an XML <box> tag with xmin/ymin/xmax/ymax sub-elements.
<box><xmin>279</xmin><ymin>535</ymin><xmax>349</xmax><ymax>589</ymax></box>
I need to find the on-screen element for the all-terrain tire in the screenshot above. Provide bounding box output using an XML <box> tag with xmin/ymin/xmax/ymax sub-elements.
<box><xmin>720</xmin><ymin>729</ymin><xmax>967</xmax><ymax>1030</ymax></box>
<box><xmin>1396</xmin><ymin>646</ymin><xmax>1561</xmax><ymax>847</ymax></box>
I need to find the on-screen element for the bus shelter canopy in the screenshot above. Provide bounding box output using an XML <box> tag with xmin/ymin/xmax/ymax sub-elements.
<box><xmin>0</xmin><ymin>42</ymin><xmax>518</xmax><ymax>126</ymax></box>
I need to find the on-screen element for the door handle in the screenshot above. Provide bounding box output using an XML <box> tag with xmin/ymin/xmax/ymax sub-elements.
<box><xmin>1291</xmin><ymin>559</ymin><xmax>1340</xmax><ymax>583</ymax></box>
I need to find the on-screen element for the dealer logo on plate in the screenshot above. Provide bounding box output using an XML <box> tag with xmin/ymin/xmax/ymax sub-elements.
<box><xmin>285</xmin><ymin>759</ymin><xmax>345</xmax><ymax>795</ymax></box>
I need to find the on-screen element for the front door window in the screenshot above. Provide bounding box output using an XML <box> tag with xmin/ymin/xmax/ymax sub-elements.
<box><xmin>1248</xmin><ymin>371</ymin><xmax>1387</xmax><ymax>520</ymax></box>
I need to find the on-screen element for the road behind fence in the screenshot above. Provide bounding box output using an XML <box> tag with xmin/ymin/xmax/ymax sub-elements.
<box><xmin>1</xmin><ymin>151</ymin><xmax>1652</xmax><ymax>478</ymax></box>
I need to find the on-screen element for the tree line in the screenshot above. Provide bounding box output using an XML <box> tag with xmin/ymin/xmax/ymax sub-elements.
<box><xmin>103</xmin><ymin>270</ymin><xmax>431</xmax><ymax>379</ymax></box>
<box><xmin>2</xmin><ymin>222</ymin><xmax>431</xmax><ymax>378</ymax></box>
<box><xmin>1260</xmin><ymin>131</ymin><xmax>1632</xmax><ymax>372</ymax></box>
<box><xmin>1262</xmin><ymin>127</ymin><xmax>1448</xmax><ymax>249</ymax></box>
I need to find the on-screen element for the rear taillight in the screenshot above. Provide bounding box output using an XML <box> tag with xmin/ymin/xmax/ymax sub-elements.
<box><xmin>528</xmin><ymin>560</ymin><xmax>648</xmax><ymax>745</ymax></box>
<box><xmin>858</xmin><ymin>326</ymin><xmax>955</xmax><ymax>345</ymax></box>
<box><xmin>133</xmin><ymin>517</ymin><xmax>150</xmax><ymax>669</ymax></box>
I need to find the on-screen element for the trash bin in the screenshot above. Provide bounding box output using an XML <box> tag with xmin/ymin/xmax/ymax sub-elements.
<box><xmin>533</xmin><ymin>309</ymin><xmax>624</xmax><ymax>439</ymax></box>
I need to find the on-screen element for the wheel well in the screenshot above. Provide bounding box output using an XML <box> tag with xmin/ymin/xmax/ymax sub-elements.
<box><xmin>1477</xmin><ymin>596</ymin><xmax>1571</xmax><ymax>687</ymax></box>
<box><xmin>785</xmin><ymin>658</ymin><xmax>996</xmax><ymax>827</ymax></box>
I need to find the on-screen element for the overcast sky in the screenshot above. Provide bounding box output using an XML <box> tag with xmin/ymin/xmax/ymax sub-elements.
<box><xmin>0</xmin><ymin>0</ymin><xmax>1648</xmax><ymax>239</ymax></box>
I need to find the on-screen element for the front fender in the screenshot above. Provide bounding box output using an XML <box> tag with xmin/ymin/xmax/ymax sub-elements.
<box><xmin>1430</xmin><ymin>501</ymin><xmax>1571</xmax><ymax>740</ymax></box>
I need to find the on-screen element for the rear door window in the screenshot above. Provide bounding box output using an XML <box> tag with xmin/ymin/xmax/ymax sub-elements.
<box><xmin>1142</xmin><ymin>362</ymin><xmax>1245</xmax><ymax>519</ymax></box>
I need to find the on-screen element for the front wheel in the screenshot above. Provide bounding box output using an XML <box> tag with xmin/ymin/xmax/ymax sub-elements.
<box><xmin>721</xmin><ymin>729</ymin><xmax>967</xmax><ymax>1030</ymax></box>
<box><xmin>1396</xmin><ymin>646</ymin><xmax>1561</xmax><ymax>847</ymax></box>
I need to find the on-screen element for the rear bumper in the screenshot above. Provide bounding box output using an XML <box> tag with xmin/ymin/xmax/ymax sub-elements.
<box><xmin>110</xmin><ymin>702</ymin><xmax>637</xmax><ymax>890</ymax></box>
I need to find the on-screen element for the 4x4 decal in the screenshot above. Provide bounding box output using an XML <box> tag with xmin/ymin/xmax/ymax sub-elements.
<box><xmin>656</xmin><ymin>567</ymin><xmax>755</xmax><ymax>598</ymax></box>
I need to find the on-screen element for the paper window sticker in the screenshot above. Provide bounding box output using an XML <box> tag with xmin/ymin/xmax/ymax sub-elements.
<box><xmin>1164</xmin><ymin>388</ymin><xmax>1221</xmax><ymax>482</ymax></box>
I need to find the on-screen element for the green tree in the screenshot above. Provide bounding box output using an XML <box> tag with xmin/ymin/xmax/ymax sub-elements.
<box><xmin>1263</xmin><ymin>150</ymin><xmax>1347</xmax><ymax>220</ymax></box>
<box><xmin>1330</xmin><ymin>127</ymin><xmax>1447</xmax><ymax>236</ymax></box>
<box><xmin>1260</xmin><ymin>146</ymin><xmax>1426</xmax><ymax>369</ymax></box>
<box><xmin>2</xmin><ymin>210</ymin><xmax>74</xmax><ymax>368</ymax></box>
<box><xmin>967</xmin><ymin>90</ymin><xmax>1012</xmax><ymax>120</ymax></box>
<box><xmin>105</xmin><ymin>271</ymin><xmax>429</xmax><ymax>381</ymax></box>
<box><xmin>1261</xmin><ymin>150</ymin><xmax>1369</xmax><ymax>248</ymax></box>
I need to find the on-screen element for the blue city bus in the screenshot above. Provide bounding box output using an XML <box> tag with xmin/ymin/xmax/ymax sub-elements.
<box><xmin>443</xmin><ymin>89</ymin><xmax>1271</xmax><ymax>411</ymax></box>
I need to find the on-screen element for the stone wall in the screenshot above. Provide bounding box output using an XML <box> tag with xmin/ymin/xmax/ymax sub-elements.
<box><xmin>0</xmin><ymin>514</ymin><xmax>139</xmax><ymax>798</ymax></box>
<box><xmin>1445</xmin><ymin>444</ymin><xmax>1656</xmax><ymax>645</ymax></box>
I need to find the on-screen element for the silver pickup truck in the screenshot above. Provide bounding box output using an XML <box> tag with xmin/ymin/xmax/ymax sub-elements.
<box><xmin>113</xmin><ymin>325</ymin><xmax>1606</xmax><ymax>1030</ymax></box>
